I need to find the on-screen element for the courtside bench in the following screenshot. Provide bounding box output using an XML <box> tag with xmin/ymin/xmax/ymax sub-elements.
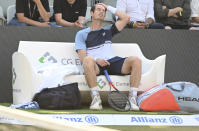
<box><xmin>12</xmin><ymin>41</ymin><xmax>166</xmax><ymax>104</ymax></box>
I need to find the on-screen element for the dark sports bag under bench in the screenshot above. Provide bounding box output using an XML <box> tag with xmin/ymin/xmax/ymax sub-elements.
<box><xmin>33</xmin><ymin>83</ymin><xmax>81</xmax><ymax>110</ymax></box>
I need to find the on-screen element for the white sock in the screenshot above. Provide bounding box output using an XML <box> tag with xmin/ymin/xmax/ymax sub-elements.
<box><xmin>90</xmin><ymin>86</ymin><xmax>99</xmax><ymax>98</ymax></box>
<box><xmin>129</xmin><ymin>87</ymin><xmax>138</xmax><ymax>97</ymax></box>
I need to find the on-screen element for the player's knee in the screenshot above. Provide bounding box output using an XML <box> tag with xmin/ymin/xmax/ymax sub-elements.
<box><xmin>135</xmin><ymin>56</ymin><xmax>142</xmax><ymax>65</ymax></box>
<box><xmin>83</xmin><ymin>56</ymin><xmax>95</xmax><ymax>69</ymax></box>
<box><xmin>129</xmin><ymin>56</ymin><xmax>142</xmax><ymax>67</ymax></box>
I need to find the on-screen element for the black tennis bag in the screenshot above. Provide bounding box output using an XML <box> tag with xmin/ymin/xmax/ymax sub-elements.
<box><xmin>33</xmin><ymin>83</ymin><xmax>81</xmax><ymax>110</ymax></box>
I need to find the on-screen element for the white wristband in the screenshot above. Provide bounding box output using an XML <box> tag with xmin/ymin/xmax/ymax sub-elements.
<box><xmin>107</xmin><ymin>6</ymin><xmax>117</xmax><ymax>14</ymax></box>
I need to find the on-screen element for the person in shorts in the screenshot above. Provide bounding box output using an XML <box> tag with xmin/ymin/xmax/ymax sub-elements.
<box><xmin>75</xmin><ymin>3</ymin><xmax>142</xmax><ymax>110</ymax></box>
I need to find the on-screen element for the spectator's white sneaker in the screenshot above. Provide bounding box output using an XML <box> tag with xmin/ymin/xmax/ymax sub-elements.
<box><xmin>129</xmin><ymin>96</ymin><xmax>139</xmax><ymax>111</ymax></box>
<box><xmin>90</xmin><ymin>94</ymin><xmax>103</xmax><ymax>110</ymax></box>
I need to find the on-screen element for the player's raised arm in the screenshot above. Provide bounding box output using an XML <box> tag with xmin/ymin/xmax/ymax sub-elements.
<box><xmin>98</xmin><ymin>3</ymin><xmax>130</xmax><ymax>31</ymax></box>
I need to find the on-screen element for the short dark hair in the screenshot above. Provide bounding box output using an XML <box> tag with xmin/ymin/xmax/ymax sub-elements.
<box><xmin>91</xmin><ymin>5</ymin><xmax>96</xmax><ymax>13</ymax></box>
<box><xmin>90</xmin><ymin>4</ymin><xmax>107</xmax><ymax>13</ymax></box>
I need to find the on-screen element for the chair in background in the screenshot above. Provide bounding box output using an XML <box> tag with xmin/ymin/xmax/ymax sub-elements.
<box><xmin>103</xmin><ymin>0</ymin><xmax>117</xmax><ymax>7</ymax></box>
<box><xmin>49</xmin><ymin>0</ymin><xmax>54</xmax><ymax>7</ymax></box>
<box><xmin>87</xmin><ymin>0</ymin><xmax>91</xmax><ymax>7</ymax></box>
<box><xmin>6</xmin><ymin>4</ymin><xmax>15</xmax><ymax>24</ymax></box>
<box><xmin>90</xmin><ymin>0</ymin><xmax>117</xmax><ymax>7</ymax></box>
<box><xmin>0</xmin><ymin>5</ymin><xmax>6</xmax><ymax>26</ymax></box>
<box><xmin>0</xmin><ymin>0</ymin><xmax>15</xmax><ymax>17</ymax></box>
<box><xmin>50</xmin><ymin>5</ymin><xmax>53</xmax><ymax>17</ymax></box>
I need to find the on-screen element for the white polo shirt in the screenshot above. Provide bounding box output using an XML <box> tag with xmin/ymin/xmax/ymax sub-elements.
<box><xmin>191</xmin><ymin>0</ymin><xmax>199</xmax><ymax>18</ymax></box>
<box><xmin>116</xmin><ymin>0</ymin><xmax>155</xmax><ymax>22</ymax></box>
<box><xmin>191</xmin><ymin>0</ymin><xmax>199</xmax><ymax>25</ymax></box>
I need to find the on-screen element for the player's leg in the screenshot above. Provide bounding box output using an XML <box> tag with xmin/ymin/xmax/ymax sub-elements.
<box><xmin>83</xmin><ymin>56</ymin><xmax>102</xmax><ymax>110</ymax></box>
<box><xmin>121</xmin><ymin>56</ymin><xmax>142</xmax><ymax>110</ymax></box>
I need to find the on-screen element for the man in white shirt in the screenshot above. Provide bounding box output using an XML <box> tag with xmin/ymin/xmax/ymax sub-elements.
<box><xmin>116</xmin><ymin>0</ymin><xmax>164</xmax><ymax>29</ymax></box>
<box><xmin>191</xmin><ymin>0</ymin><xmax>199</xmax><ymax>29</ymax></box>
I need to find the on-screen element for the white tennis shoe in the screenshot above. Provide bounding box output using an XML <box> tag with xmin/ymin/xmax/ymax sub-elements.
<box><xmin>90</xmin><ymin>94</ymin><xmax>103</xmax><ymax>110</ymax></box>
<box><xmin>129</xmin><ymin>96</ymin><xmax>139</xmax><ymax>111</ymax></box>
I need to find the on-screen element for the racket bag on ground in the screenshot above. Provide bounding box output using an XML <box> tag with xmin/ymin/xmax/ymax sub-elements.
<box><xmin>137</xmin><ymin>81</ymin><xmax>199</xmax><ymax>112</ymax></box>
<box><xmin>33</xmin><ymin>83</ymin><xmax>81</xmax><ymax>110</ymax></box>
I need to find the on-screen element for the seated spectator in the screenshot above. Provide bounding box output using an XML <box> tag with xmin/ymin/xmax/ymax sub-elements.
<box><xmin>116</xmin><ymin>0</ymin><xmax>164</xmax><ymax>29</ymax></box>
<box><xmin>53</xmin><ymin>0</ymin><xmax>87</xmax><ymax>28</ymax></box>
<box><xmin>154</xmin><ymin>0</ymin><xmax>193</xmax><ymax>30</ymax></box>
<box><xmin>9</xmin><ymin>0</ymin><xmax>50</xmax><ymax>27</ymax></box>
<box><xmin>191</xmin><ymin>0</ymin><xmax>199</xmax><ymax>29</ymax></box>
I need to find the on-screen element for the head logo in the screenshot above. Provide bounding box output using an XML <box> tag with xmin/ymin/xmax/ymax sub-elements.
<box><xmin>39</xmin><ymin>52</ymin><xmax>57</xmax><ymax>63</ymax></box>
<box><xmin>12</xmin><ymin>68</ymin><xmax>16</xmax><ymax>85</ymax></box>
<box><xmin>85</xmin><ymin>115</ymin><xmax>99</xmax><ymax>124</ymax></box>
<box><xmin>169</xmin><ymin>116</ymin><xmax>183</xmax><ymax>124</ymax></box>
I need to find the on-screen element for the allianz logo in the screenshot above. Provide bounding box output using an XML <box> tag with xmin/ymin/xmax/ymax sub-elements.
<box><xmin>85</xmin><ymin>115</ymin><xmax>99</xmax><ymax>124</ymax></box>
<box><xmin>131</xmin><ymin>117</ymin><xmax>167</xmax><ymax>123</ymax></box>
<box><xmin>169</xmin><ymin>116</ymin><xmax>183</xmax><ymax>124</ymax></box>
<box><xmin>54</xmin><ymin>115</ymin><xmax>99</xmax><ymax>124</ymax></box>
<box><xmin>131</xmin><ymin>116</ymin><xmax>183</xmax><ymax>124</ymax></box>
<box><xmin>55</xmin><ymin>116</ymin><xmax>83</xmax><ymax>122</ymax></box>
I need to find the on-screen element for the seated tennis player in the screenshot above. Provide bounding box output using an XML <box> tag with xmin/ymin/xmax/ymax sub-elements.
<box><xmin>75</xmin><ymin>3</ymin><xmax>141</xmax><ymax>110</ymax></box>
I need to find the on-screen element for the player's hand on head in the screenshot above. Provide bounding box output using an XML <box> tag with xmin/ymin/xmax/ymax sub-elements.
<box><xmin>97</xmin><ymin>3</ymin><xmax>107</xmax><ymax>10</ymax></box>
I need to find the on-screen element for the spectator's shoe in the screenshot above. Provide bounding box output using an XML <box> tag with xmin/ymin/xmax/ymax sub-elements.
<box><xmin>90</xmin><ymin>94</ymin><xmax>103</xmax><ymax>110</ymax></box>
<box><xmin>129</xmin><ymin>96</ymin><xmax>139</xmax><ymax>111</ymax></box>
<box><xmin>10</xmin><ymin>101</ymin><xmax>39</xmax><ymax>109</ymax></box>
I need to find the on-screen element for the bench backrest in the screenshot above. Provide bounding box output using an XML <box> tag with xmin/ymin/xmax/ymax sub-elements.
<box><xmin>18</xmin><ymin>41</ymin><xmax>151</xmax><ymax>74</ymax></box>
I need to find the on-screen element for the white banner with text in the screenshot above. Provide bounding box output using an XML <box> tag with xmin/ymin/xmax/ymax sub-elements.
<box><xmin>1</xmin><ymin>114</ymin><xmax>199</xmax><ymax>126</ymax></box>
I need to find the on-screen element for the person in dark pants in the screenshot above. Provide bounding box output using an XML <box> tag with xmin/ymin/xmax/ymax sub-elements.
<box><xmin>9</xmin><ymin>0</ymin><xmax>50</xmax><ymax>27</ymax></box>
<box><xmin>53</xmin><ymin>0</ymin><xmax>87</xmax><ymax>28</ymax></box>
<box><xmin>154</xmin><ymin>0</ymin><xmax>195</xmax><ymax>30</ymax></box>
